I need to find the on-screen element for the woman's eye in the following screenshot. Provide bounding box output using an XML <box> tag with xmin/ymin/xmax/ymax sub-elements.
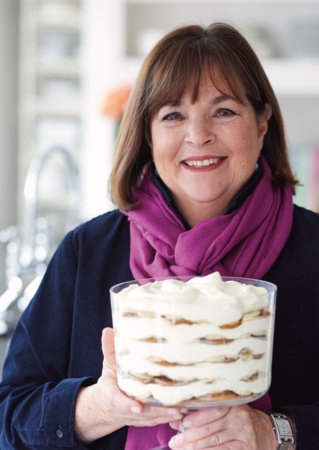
<box><xmin>162</xmin><ymin>112</ymin><xmax>183</xmax><ymax>121</ymax></box>
<box><xmin>215</xmin><ymin>108</ymin><xmax>235</xmax><ymax>117</ymax></box>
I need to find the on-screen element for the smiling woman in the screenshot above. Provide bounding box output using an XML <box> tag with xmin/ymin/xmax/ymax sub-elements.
<box><xmin>110</xmin><ymin>23</ymin><xmax>297</xmax><ymax>212</ymax></box>
<box><xmin>1</xmin><ymin>22</ymin><xmax>319</xmax><ymax>450</ymax></box>
<box><xmin>149</xmin><ymin>72</ymin><xmax>271</xmax><ymax>225</ymax></box>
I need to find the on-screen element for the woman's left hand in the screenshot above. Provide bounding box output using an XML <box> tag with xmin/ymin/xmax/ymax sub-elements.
<box><xmin>168</xmin><ymin>405</ymin><xmax>278</xmax><ymax>449</ymax></box>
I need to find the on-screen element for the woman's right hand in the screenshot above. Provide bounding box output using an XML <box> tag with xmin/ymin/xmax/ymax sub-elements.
<box><xmin>74</xmin><ymin>327</ymin><xmax>183</xmax><ymax>444</ymax></box>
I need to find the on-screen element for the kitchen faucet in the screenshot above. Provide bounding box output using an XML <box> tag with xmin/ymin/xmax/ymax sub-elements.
<box><xmin>23</xmin><ymin>145</ymin><xmax>81</xmax><ymax>264</ymax></box>
<box><xmin>0</xmin><ymin>146</ymin><xmax>81</xmax><ymax>335</ymax></box>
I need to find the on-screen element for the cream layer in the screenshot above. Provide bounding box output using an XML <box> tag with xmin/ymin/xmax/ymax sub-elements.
<box><xmin>114</xmin><ymin>273</ymin><xmax>269</xmax><ymax>326</ymax></box>
<box><xmin>114</xmin><ymin>315</ymin><xmax>268</xmax><ymax>342</ymax></box>
<box><xmin>116</xmin><ymin>336</ymin><xmax>268</xmax><ymax>365</ymax></box>
<box><xmin>118</xmin><ymin>354</ymin><xmax>267</xmax><ymax>379</ymax></box>
<box><xmin>117</xmin><ymin>373</ymin><xmax>268</xmax><ymax>405</ymax></box>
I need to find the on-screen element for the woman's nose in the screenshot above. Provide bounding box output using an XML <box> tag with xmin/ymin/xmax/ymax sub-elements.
<box><xmin>184</xmin><ymin>118</ymin><xmax>216</xmax><ymax>147</ymax></box>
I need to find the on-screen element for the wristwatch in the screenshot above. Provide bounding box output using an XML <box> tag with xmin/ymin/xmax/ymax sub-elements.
<box><xmin>268</xmin><ymin>412</ymin><xmax>295</xmax><ymax>449</ymax></box>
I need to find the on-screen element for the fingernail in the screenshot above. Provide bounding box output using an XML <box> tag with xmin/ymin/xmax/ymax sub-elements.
<box><xmin>183</xmin><ymin>420</ymin><xmax>191</xmax><ymax>428</ymax></box>
<box><xmin>168</xmin><ymin>437</ymin><xmax>176</xmax><ymax>448</ymax></box>
<box><xmin>131</xmin><ymin>406</ymin><xmax>141</xmax><ymax>413</ymax></box>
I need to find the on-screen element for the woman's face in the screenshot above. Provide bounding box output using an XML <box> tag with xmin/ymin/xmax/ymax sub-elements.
<box><xmin>150</xmin><ymin>72</ymin><xmax>270</xmax><ymax>227</ymax></box>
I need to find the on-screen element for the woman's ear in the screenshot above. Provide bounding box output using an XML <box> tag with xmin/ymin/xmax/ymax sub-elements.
<box><xmin>264</xmin><ymin>103</ymin><xmax>272</xmax><ymax>121</ymax></box>
<box><xmin>258</xmin><ymin>103</ymin><xmax>272</xmax><ymax>140</ymax></box>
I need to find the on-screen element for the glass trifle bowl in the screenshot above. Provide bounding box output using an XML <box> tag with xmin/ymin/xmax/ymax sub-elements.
<box><xmin>110</xmin><ymin>272</ymin><xmax>277</xmax><ymax>409</ymax></box>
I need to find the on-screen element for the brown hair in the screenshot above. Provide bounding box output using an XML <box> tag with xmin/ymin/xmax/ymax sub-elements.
<box><xmin>110</xmin><ymin>23</ymin><xmax>298</xmax><ymax>209</ymax></box>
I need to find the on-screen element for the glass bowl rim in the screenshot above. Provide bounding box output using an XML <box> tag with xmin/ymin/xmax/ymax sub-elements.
<box><xmin>110</xmin><ymin>275</ymin><xmax>277</xmax><ymax>294</ymax></box>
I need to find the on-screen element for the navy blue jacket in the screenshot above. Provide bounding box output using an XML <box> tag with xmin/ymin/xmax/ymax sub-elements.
<box><xmin>0</xmin><ymin>205</ymin><xmax>319</xmax><ymax>449</ymax></box>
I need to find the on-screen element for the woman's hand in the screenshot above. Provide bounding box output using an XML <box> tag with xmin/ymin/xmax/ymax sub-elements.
<box><xmin>74</xmin><ymin>327</ymin><xmax>183</xmax><ymax>444</ymax></box>
<box><xmin>168</xmin><ymin>405</ymin><xmax>279</xmax><ymax>449</ymax></box>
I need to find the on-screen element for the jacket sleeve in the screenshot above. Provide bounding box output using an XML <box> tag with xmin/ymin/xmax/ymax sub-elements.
<box><xmin>0</xmin><ymin>232</ymin><xmax>93</xmax><ymax>449</ymax></box>
<box><xmin>280</xmin><ymin>404</ymin><xmax>319</xmax><ymax>449</ymax></box>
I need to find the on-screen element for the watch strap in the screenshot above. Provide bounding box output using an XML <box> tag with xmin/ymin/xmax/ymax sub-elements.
<box><xmin>277</xmin><ymin>442</ymin><xmax>293</xmax><ymax>450</ymax></box>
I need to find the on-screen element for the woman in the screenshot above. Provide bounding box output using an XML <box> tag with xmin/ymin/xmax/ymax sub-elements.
<box><xmin>1</xmin><ymin>22</ymin><xmax>319</xmax><ymax>449</ymax></box>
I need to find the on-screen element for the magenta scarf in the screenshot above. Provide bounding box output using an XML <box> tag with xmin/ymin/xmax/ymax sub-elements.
<box><xmin>124</xmin><ymin>157</ymin><xmax>293</xmax><ymax>449</ymax></box>
<box><xmin>125</xmin><ymin>158</ymin><xmax>293</xmax><ymax>280</ymax></box>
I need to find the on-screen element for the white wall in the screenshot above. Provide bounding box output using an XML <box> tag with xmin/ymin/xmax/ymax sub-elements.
<box><xmin>0</xmin><ymin>0</ymin><xmax>19</xmax><ymax>290</ymax></box>
<box><xmin>0</xmin><ymin>0</ymin><xmax>19</xmax><ymax>229</ymax></box>
<box><xmin>81</xmin><ymin>0</ymin><xmax>126</xmax><ymax>218</ymax></box>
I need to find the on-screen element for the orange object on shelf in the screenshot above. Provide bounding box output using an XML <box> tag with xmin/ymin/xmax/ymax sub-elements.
<box><xmin>101</xmin><ymin>85</ymin><xmax>131</xmax><ymax>120</ymax></box>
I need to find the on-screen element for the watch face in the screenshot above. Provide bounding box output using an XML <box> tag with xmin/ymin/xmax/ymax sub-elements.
<box><xmin>274</xmin><ymin>416</ymin><xmax>294</xmax><ymax>440</ymax></box>
<box><xmin>270</xmin><ymin>413</ymin><xmax>294</xmax><ymax>444</ymax></box>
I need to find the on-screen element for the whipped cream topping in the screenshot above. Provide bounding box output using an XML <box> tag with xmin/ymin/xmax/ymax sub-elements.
<box><xmin>112</xmin><ymin>272</ymin><xmax>274</xmax><ymax>406</ymax></box>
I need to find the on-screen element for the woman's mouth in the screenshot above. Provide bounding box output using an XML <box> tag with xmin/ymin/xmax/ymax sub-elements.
<box><xmin>182</xmin><ymin>157</ymin><xmax>226</xmax><ymax>169</ymax></box>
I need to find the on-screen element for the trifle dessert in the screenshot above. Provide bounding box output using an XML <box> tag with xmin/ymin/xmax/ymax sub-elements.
<box><xmin>110</xmin><ymin>272</ymin><xmax>276</xmax><ymax>407</ymax></box>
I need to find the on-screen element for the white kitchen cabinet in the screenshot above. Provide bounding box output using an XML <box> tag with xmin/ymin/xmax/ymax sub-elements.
<box><xmin>18</xmin><ymin>0</ymin><xmax>84</xmax><ymax>237</ymax></box>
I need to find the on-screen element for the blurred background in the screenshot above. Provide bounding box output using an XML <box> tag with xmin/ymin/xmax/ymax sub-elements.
<box><xmin>0</xmin><ymin>0</ymin><xmax>319</xmax><ymax>368</ymax></box>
